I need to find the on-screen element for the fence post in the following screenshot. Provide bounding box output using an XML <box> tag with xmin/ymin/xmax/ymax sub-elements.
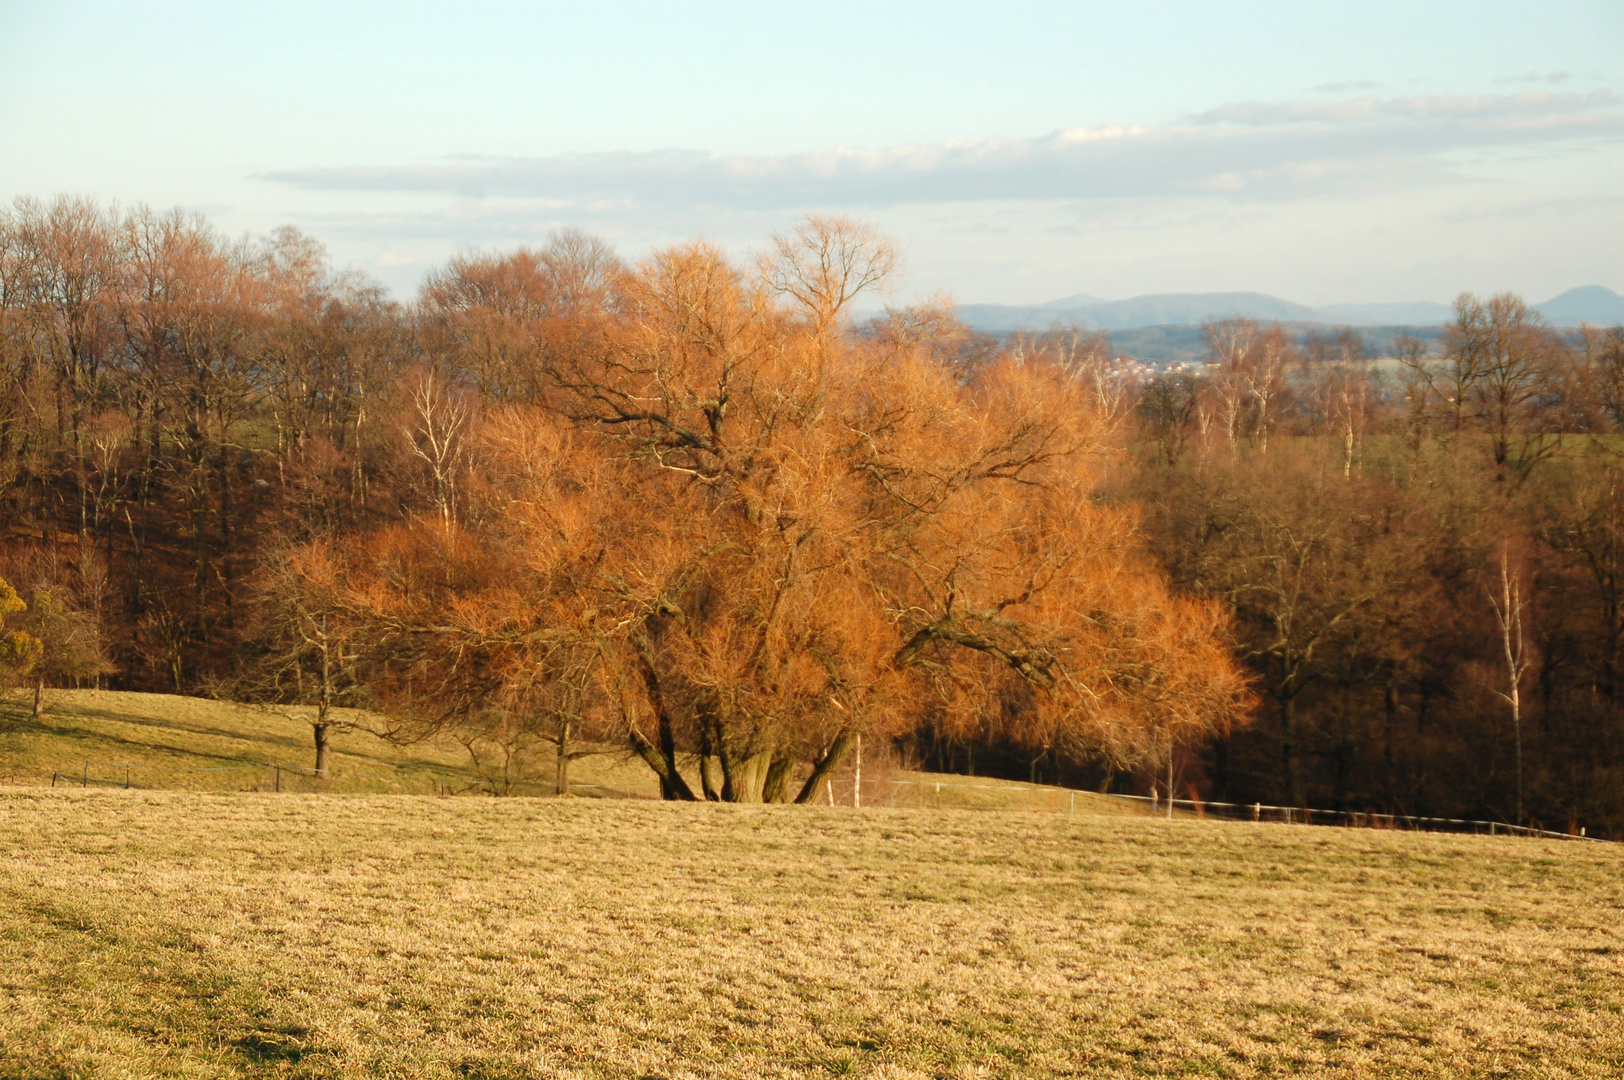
<box><xmin>82</xmin><ymin>762</ymin><xmax>88</xmax><ymax>789</ymax></box>
<box><xmin>51</xmin><ymin>772</ymin><xmax>58</xmax><ymax>788</ymax></box>
<box><xmin>1070</xmin><ymin>791</ymin><xmax>1075</xmax><ymax>816</ymax></box>
<box><xmin>124</xmin><ymin>764</ymin><xmax>130</xmax><ymax>789</ymax></box>
<box><xmin>274</xmin><ymin>765</ymin><xmax>281</xmax><ymax>793</ymax></box>
<box><xmin>852</xmin><ymin>733</ymin><xmax>861</xmax><ymax>809</ymax></box>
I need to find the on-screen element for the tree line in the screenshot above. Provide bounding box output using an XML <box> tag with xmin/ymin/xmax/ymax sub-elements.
<box><xmin>2</xmin><ymin>195</ymin><xmax>1621</xmax><ymax>832</ymax></box>
<box><xmin>1120</xmin><ymin>299</ymin><xmax>1624</xmax><ymax>835</ymax></box>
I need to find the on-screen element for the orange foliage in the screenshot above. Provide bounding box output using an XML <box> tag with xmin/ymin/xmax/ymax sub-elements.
<box><xmin>316</xmin><ymin>220</ymin><xmax>1252</xmax><ymax>800</ymax></box>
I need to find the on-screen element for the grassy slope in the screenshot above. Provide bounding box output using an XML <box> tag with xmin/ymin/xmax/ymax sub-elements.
<box><xmin>0</xmin><ymin>690</ymin><xmax>659</xmax><ymax>798</ymax></box>
<box><xmin>1</xmin><ymin>790</ymin><xmax>1620</xmax><ymax>1079</ymax></box>
<box><xmin>0</xmin><ymin>690</ymin><xmax>1154</xmax><ymax>815</ymax></box>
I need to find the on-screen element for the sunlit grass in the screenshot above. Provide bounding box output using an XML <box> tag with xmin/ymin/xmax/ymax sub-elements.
<box><xmin>1</xmin><ymin>788</ymin><xmax>1619</xmax><ymax>1078</ymax></box>
<box><xmin>0</xmin><ymin>689</ymin><xmax>658</xmax><ymax>797</ymax></box>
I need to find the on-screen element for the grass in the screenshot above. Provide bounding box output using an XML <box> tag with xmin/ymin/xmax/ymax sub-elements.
<box><xmin>2</xmin><ymin>691</ymin><xmax>1618</xmax><ymax>1076</ymax></box>
<box><xmin>0</xmin><ymin>690</ymin><xmax>1149</xmax><ymax>814</ymax></box>
<box><xmin>0</xmin><ymin>690</ymin><xmax>660</xmax><ymax>798</ymax></box>
<box><xmin>1</xmin><ymin>788</ymin><xmax>1620</xmax><ymax>1078</ymax></box>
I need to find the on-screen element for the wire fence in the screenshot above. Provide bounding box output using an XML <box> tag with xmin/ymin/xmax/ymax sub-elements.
<box><xmin>41</xmin><ymin>761</ymin><xmax>1612</xmax><ymax>842</ymax></box>
<box><xmin>819</xmin><ymin>776</ymin><xmax>1613</xmax><ymax>842</ymax></box>
<box><xmin>45</xmin><ymin>759</ymin><xmax>655</xmax><ymax>798</ymax></box>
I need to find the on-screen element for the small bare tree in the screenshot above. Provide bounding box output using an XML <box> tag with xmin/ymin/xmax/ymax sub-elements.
<box><xmin>1487</xmin><ymin>546</ymin><xmax>1533</xmax><ymax>825</ymax></box>
<box><xmin>240</xmin><ymin>543</ymin><xmax>365</xmax><ymax>776</ymax></box>
<box><xmin>764</xmin><ymin>214</ymin><xmax>897</xmax><ymax>343</ymax></box>
<box><xmin>405</xmin><ymin>370</ymin><xmax>469</xmax><ymax>534</ymax></box>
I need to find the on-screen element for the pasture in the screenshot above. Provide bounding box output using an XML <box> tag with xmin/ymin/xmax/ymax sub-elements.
<box><xmin>2</xmin><ymin>787</ymin><xmax>1620</xmax><ymax>1079</ymax></box>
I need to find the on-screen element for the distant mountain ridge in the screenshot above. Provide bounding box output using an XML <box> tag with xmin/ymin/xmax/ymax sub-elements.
<box><xmin>959</xmin><ymin>286</ymin><xmax>1624</xmax><ymax>332</ymax></box>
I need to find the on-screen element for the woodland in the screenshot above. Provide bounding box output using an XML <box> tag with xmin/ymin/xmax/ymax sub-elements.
<box><xmin>2</xmin><ymin>195</ymin><xmax>1623</xmax><ymax>835</ymax></box>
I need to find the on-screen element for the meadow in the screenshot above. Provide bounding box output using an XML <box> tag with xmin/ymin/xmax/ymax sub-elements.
<box><xmin>2</xmin><ymin>782</ymin><xmax>1620</xmax><ymax>1079</ymax></box>
<box><xmin>0</xmin><ymin>690</ymin><xmax>650</xmax><ymax>799</ymax></box>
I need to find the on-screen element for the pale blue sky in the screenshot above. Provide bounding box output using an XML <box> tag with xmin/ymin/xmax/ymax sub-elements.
<box><xmin>3</xmin><ymin>1</ymin><xmax>1621</xmax><ymax>304</ymax></box>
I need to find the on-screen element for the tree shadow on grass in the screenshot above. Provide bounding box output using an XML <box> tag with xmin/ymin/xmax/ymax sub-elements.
<box><xmin>18</xmin><ymin>700</ymin><xmax>470</xmax><ymax>779</ymax></box>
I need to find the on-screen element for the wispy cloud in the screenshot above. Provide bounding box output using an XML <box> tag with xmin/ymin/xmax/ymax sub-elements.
<box><xmin>1439</xmin><ymin>192</ymin><xmax>1624</xmax><ymax>223</ymax></box>
<box><xmin>1496</xmin><ymin>71</ymin><xmax>1577</xmax><ymax>85</ymax></box>
<box><xmin>257</xmin><ymin>90</ymin><xmax>1624</xmax><ymax>215</ymax></box>
<box><xmin>1189</xmin><ymin>89</ymin><xmax>1616</xmax><ymax>125</ymax></box>
<box><xmin>1309</xmin><ymin>79</ymin><xmax>1380</xmax><ymax>94</ymax></box>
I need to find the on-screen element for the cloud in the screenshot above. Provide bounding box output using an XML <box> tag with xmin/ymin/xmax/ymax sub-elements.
<box><xmin>257</xmin><ymin>90</ymin><xmax>1624</xmax><ymax>213</ymax></box>
<box><xmin>1438</xmin><ymin>192</ymin><xmax>1624</xmax><ymax>223</ymax></box>
<box><xmin>1309</xmin><ymin>80</ymin><xmax>1380</xmax><ymax>94</ymax></box>
<box><xmin>1189</xmin><ymin>89</ymin><xmax>1617</xmax><ymax>125</ymax></box>
<box><xmin>1497</xmin><ymin>71</ymin><xmax>1577</xmax><ymax>85</ymax></box>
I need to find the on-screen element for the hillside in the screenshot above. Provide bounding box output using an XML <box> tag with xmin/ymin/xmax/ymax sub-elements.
<box><xmin>0</xmin><ymin>689</ymin><xmax>1146</xmax><ymax>813</ymax></box>
<box><xmin>2</xmin><ymin>789</ymin><xmax>1619</xmax><ymax>1077</ymax></box>
<box><xmin>0</xmin><ymin>689</ymin><xmax>657</xmax><ymax>798</ymax></box>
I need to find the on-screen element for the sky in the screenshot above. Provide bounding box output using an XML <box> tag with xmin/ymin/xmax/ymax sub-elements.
<box><xmin>2</xmin><ymin>1</ymin><xmax>1621</xmax><ymax>306</ymax></box>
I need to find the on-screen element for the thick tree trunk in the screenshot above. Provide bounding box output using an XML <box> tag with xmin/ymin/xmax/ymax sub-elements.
<box><xmin>794</xmin><ymin>727</ymin><xmax>859</xmax><ymax>804</ymax></box>
<box><xmin>631</xmin><ymin>642</ymin><xmax>696</xmax><ymax>800</ymax></box>
<box><xmin>697</xmin><ymin>720</ymin><xmax>721</xmax><ymax>801</ymax></box>
<box><xmin>721</xmin><ymin>748</ymin><xmax>773</xmax><ymax>803</ymax></box>
<box><xmin>33</xmin><ymin>676</ymin><xmax>44</xmax><ymax>719</ymax></box>
<box><xmin>761</xmin><ymin>756</ymin><xmax>797</xmax><ymax>803</ymax></box>
<box><xmin>628</xmin><ymin>726</ymin><xmax>696</xmax><ymax>801</ymax></box>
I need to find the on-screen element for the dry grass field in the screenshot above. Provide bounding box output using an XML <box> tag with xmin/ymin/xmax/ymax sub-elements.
<box><xmin>0</xmin><ymin>690</ymin><xmax>658</xmax><ymax>798</ymax></box>
<box><xmin>2</xmin><ymin>787</ymin><xmax>1620</xmax><ymax>1079</ymax></box>
<box><xmin>0</xmin><ymin>690</ymin><xmax>1142</xmax><ymax>814</ymax></box>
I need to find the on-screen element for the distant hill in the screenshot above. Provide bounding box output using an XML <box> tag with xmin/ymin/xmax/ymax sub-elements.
<box><xmin>959</xmin><ymin>286</ymin><xmax>1624</xmax><ymax>333</ymax></box>
<box><xmin>1536</xmin><ymin>286</ymin><xmax>1624</xmax><ymax>327</ymax></box>
<box><xmin>960</xmin><ymin>291</ymin><xmax>1325</xmax><ymax>332</ymax></box>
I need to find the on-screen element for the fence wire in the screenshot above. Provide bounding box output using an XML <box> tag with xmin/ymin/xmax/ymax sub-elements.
<box><xmin>818</xmin><ymin>776</ymin><xmax>1610</xmax><ymax>842</ymax></box>
<box><xmin>41</xmin><ymin>761</ymin><xmax>1611</xmax><ymax>842</ymax></box>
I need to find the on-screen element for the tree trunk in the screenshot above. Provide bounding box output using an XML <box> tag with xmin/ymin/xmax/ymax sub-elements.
<box><xmin>1167</xmin><ymin>751</ymin><xmax>1175</xmax><ymax>820</ymax></box>
<box><xmin>795</xmin><ymin>727</ymin><xmax>859</xmax><ymax>804</ymax></box>
<box><xmin>217</xmin><ymin>439</ymin><xmax>236</xmax><ymax>634</ymax></box>
<box><xmin>312</xmin><ymin>722</ymin><xmax>331</xmax><ymax>778</ymax></box>
<box><xmin>761</xmin><ymin>756</ymin><xmax>797</xmax><ymax>803</ymax></box>
<box><xmin>628</xmin><ymin>726</ymin><xmax>696</xmax><ymax>801</ymax></box>
<box><xmin>631</xmin><ymin>643</ymin><xmax>696</xmax><ymax>800</ymax></box>
<box><xmin>555</xmin><ymin>720</ymin><xmax>572</xmax><ymax>796</ymax></box>
<box><xmin>1511</xmin><ymin>697</ymin><xmax>1524</xmax><ymax>826</ymax></box>
<box><xmin>33</xmin><ymin>676</ymin><xmax>44</xmax><ymax>719</ymax></box>
<box><xmin>1281</xmin><ymin>691</ymin><xmax>1305</xmax><ymax>808</ymax></box>
<box><xmin>697</xmin><ymin>720</ymin><xmax>721</xmax><ymax>801</ymax></box>
<box><xmin>722</xmin><ymin>748</ymin><xmax>773</xmax><ymax>803</ymax></box>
